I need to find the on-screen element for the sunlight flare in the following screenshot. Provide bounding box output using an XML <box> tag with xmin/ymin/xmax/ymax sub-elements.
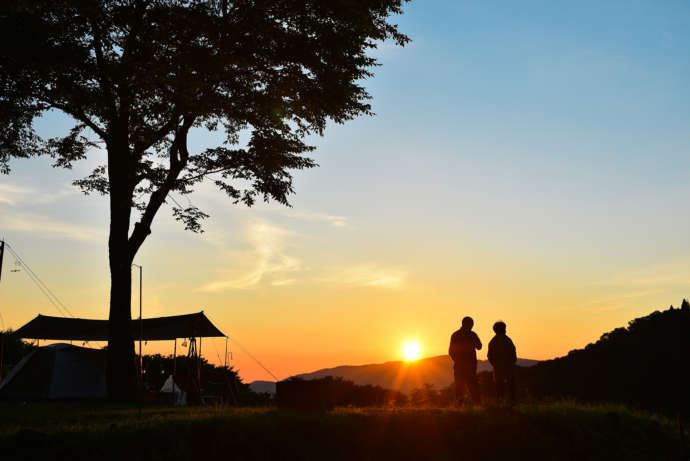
<box><xmin>402</xmin><ymin>341</ymin><xmax>421</xmax><ymax>361</ymax></box>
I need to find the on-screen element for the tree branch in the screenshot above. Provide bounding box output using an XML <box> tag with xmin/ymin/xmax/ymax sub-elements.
<box><xmin>87</xmin><ymin>16</ymin><xmax>118</xmax><ymax>123</ymax></box>
<box><xmin>180</xmin><ymin>167</ymin><xmax>235</xmax><ymax>183</ymax></box>
<box><xmin>132</xmin><ymin>112</ymin><xmax>182</xmax><ymax>157</ymax></box>
<box><xmin>127</xmin><ymin>116</ymin><xmax>194</xmax><ymax>258</ymax></box>
<box><xmin>38</xmin><ymin>96</ymin><xmax>108</xmax><ymax>141</ymax></box>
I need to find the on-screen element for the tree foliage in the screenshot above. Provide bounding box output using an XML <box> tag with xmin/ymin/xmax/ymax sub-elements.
<box><xmin>277</xmin><ymin>376</ymin><xmax>408</xmax><ymax>409</ymax></box>
<box><xmin>141</xmin><ymin>352</ymin><xmax>271</xmax><ymax>405</ymax></box>
<box><xmin>1</xmin><ymin>0</ymin><xmax>409</xmax><ymax>239</ymax></box>
<box><xmin>0</xmin><ymin>330</ymin><xmax>37</xmax><ymax>378</ymax></box>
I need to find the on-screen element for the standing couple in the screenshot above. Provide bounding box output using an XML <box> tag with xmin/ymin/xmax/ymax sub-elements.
<box><xmin>448</xmin><ymin>316</ymin><xmax>517</xmax><ymax>405</ymax></box>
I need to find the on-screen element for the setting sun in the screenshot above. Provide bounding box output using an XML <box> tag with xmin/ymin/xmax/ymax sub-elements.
<box><xmin>402</xmin><ymin>341</ymin><xmax>422</xmax><ymax>361</ymax></box>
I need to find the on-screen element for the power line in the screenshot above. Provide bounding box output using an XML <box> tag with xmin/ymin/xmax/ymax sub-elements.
<box><xmin>4</xmin><ymin>242</ymin><xmax>76</xmax><ymax>318</ymax></box>
<box><xmin>7</xmin><ymin>248</ymin><xmax>68</xmax><ymax>317</ymax></box>
<box><xmin>227</xmin><ymin>335</ymin><xmax>280</xmax><ymax>382</ymax></box>
<box><xmin>168</xmin><ymin>195</ymin><xmax>185</xmax><ymax>209</ymax></box>
<box><xmin>5</xmin><ymin>243</ymin><xmax>74</xmax><ymax>317</ymax></box>
<box><xmin>169</xmin><ymin>193</ymin><xmax>197</xmax><ymax>211</ymax></box>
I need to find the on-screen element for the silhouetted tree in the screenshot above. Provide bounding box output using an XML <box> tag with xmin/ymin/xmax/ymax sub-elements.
<box><xmin>0</xmin><ymin>1</ymin><xmax>409</xmax><ymax>399</ymax></box>
<box><xmin>276</xmin><ymin>376</ymin><xmax>409</xmax><ymax>409</ymax></box>
<box><xmin>438</xmin><ymin>384</ymin><xmax>455</xmax><ymax>406</ymax></box>
<box><xmin>519</xmin><ymin>302</ymin><xmax>690</xmax><ymax>417</ymax></box>
<box><xmin>141</xmin><ymin>352</ymin><xmax>268</xmax><ymax>404</ymax></box>
<box><xmin>0</xmin><ymin>330</ymin><xmax>35</xmax><ymax>379</ymax></box>
<box><xmin>410</xmin><ymin>383</ymin><xmax>440</xmax><ymax>406</ymax></box>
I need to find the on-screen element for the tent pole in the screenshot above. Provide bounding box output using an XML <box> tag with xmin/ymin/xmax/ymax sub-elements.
<box><xmin>172</xmin><ymin>338</ymin><xmax>177</xmax><ymax>406</ymax></box>
<box><xmin>198</xmin><ymin>336</ymin><xmax>202</xmax><ymax>390</ymax></box>
<box><xmin>173</xmin><ymin>338</ymin><xmax>177</xmax><ymax>377</ymax></box>
<box><xmin>0</xmin><ymin>333</ymin><xmax>4</xmax><ymax>383</ymax></box>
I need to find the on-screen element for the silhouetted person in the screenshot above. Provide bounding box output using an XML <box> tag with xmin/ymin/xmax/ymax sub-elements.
<box><xmin>449</xmin><ymin>316</ymin><xmax>482</xmax><ymax>404</ymax></box>
<box><xmin>487</xmin><ymin>321</ymin><xmax>517</xmax><ymax>406</ymax></box>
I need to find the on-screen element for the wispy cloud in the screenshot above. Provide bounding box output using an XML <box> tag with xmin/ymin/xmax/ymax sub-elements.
<box><xmin>583</xmin><ymin>261</ymin><xmax>690</xmax><ymax>313</ymax></box>
<box><xmin>281</xmin><ymin>209</ymin><xmax>349</xmax><ymax>228</ymax></box>
<box><xmin>3</xmin><ymin>213</ymin><xmax>103</xmax><ymax>242</ymax></box>
<box><xmin>322</xmin><ymin>263</ymin><xmax>407</xmax><ymax>289</ymax></box>
<box><xmin>583</xmin><ymin>289</ymin><xmax>662</xmax><ymax>313</ymax></box>
<box><xmin>592</xmin><ymin>262</ymin><xmax>690</xmax><ymax>290</ymax></box>
<box><xmin>0</xmin><ymin>184</ymin><xmax>34</xmax><ymax>206</ymax></box>
<box><xmin>271</xmin><ymin>278</ymin><xmax>297</xmax><ymax>287</ymax></box>
<box><xmin>0</xmin><ymin>183</ymin><xmax>76</xmax><ymax>206</ymax></box>
<box><xmin>200</xmin><ymin>221</ymin><xmax>301</xmax><ymax>291</ymax></box>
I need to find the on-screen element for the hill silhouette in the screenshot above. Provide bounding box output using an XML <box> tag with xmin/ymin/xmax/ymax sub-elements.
<box><xmin>251</xmin><ymin>356</ymin><xmax>538</xmax><ymax>394</ymax></box>
<box><xmin>519</xmin><ymin>299</ymin><xmax>690</xmax><ymax>417</ymax></box>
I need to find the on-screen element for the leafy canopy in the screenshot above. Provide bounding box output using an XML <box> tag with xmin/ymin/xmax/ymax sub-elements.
<box><xmin>0</xmin><ymin>0</ymin><xmax>408</xmax><ymax>240</ymax></box>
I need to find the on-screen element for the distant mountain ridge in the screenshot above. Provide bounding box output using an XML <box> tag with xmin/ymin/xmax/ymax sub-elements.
<box><xmin>248</xmin><ymin>380</ymin><xmax>277</xmax><ymax>394</ymax></box>
<box><xmin>249</xmin><ymin>355</ymin><xmax>538</xmax><ymax>394</ymax></box>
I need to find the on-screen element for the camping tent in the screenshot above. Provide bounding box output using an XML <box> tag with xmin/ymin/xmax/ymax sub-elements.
<box><xmin>160</xmin><ymin>374</ymin><xmax>187</xmax><ymax>405</ymax></box>
<box><xmin>0</xmin><ymin>343</ymin><xmax>106</xmax><ymax>400</ymax></box>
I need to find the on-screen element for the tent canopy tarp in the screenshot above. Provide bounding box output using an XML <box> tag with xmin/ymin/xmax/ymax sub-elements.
<box><xmin>13</xmin><ymin>312</ymin><xmax>224</xmax><ymax>341</ymax></box>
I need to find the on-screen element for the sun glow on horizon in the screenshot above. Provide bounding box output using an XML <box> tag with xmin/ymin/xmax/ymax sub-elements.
<box><xmin>402</xmin><ymin>341</ymin><xmax>421</xmax><ymax>361</ymax></box>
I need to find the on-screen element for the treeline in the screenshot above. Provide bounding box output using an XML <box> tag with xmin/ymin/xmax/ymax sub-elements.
<box><xmin>0</xmin><ymin>329</ymin><xmax>35</xmax><ymax>378</ymax></box>
<box><xmin>276</xmin><ymin>377</ymin><xmax>514</xmax><ymax>408</ymax></box>
<box><xmin>277</xmin><ymin>376</ymin><xmax>407</xmax><ymax>409</ymax></box>
<box><xmin>141</xmin><ymin>353</ymin><xmax>270</xmax><ymax>405</ymax></box>
<box><xmin>276</xmin><ymin>377</ymin><xmax>521</xmax><ymax>408</ymax></box>
<box><xmin>517</xmin><ymin>299</ymin><xmax>690</xmax><ymax>417</ymax></box>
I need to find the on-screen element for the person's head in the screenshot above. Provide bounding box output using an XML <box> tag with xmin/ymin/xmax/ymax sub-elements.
<box><xmin>461</xmin><ymin>316</ymin><xmax>474</xmax><ymax>329</ymax></box>
<box><xmin>493</xmin><ymin>321</ymin><xmax>507</xmax><ymax>335</ymax></box>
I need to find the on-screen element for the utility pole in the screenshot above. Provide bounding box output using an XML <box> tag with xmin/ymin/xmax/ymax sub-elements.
<box><xmin>0</xmin><ymin>240</ymin><xmax>5</xmax><ymax>283</ymax></box>
<box><xmin>0</xmin><ymin>240</ymin><xmax>4</xmax><ymax>382</ymax></box>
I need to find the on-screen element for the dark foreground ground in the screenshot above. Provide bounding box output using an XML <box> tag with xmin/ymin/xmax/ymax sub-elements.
<box><xmin>0</xmin><ymin>402</ymin><xmax>686</xmax><ymax>461</ymax></box>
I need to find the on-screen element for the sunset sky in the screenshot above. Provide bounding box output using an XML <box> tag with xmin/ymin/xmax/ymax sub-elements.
<box><xmin>1</xmin><ymin>0</ymin><xmax>689</xmax><ymax>383</ymax></box>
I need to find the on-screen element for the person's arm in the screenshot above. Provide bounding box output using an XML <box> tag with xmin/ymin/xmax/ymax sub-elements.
<box><xmin>448</xmin><ymin>335</ymin><xmax>457</xmax><ymax>361</ymax></box>
<box><xmin>487</xmin><ymin>338</ymin><xmax>495</xmax><ymax>366</ymax></box>
<box><xmin>474</xmin><ymin>332</ymin><xmax>482</xmax><ymax>351</ymax></box>
<box><xmin>510</xmin><ymin>338</ymin><xmax>517</xmax><ymax>364</ymax></box>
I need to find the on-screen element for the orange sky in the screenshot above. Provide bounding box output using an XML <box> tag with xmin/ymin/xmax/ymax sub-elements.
<box><xmin>1</xmin><ymin>213</ymin><xmax>687</xmax><ymax>383</ymax></box>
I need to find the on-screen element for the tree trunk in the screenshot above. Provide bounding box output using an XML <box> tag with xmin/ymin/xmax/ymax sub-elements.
<box><xmin>106</xmin><ymin>144</ymin><xmax>137</xmax><ymax>400</ymax></box>
<box><xmin>107</xmin><ymin>249</ymin><xmax>136</xmax><ymax>400</ymax></box>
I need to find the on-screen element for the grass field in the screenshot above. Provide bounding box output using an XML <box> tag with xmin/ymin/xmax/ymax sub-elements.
<box><xmin>0</xmin><ymin>402</ymin><xmax>686</xmax><ymax>460</ymax></box>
